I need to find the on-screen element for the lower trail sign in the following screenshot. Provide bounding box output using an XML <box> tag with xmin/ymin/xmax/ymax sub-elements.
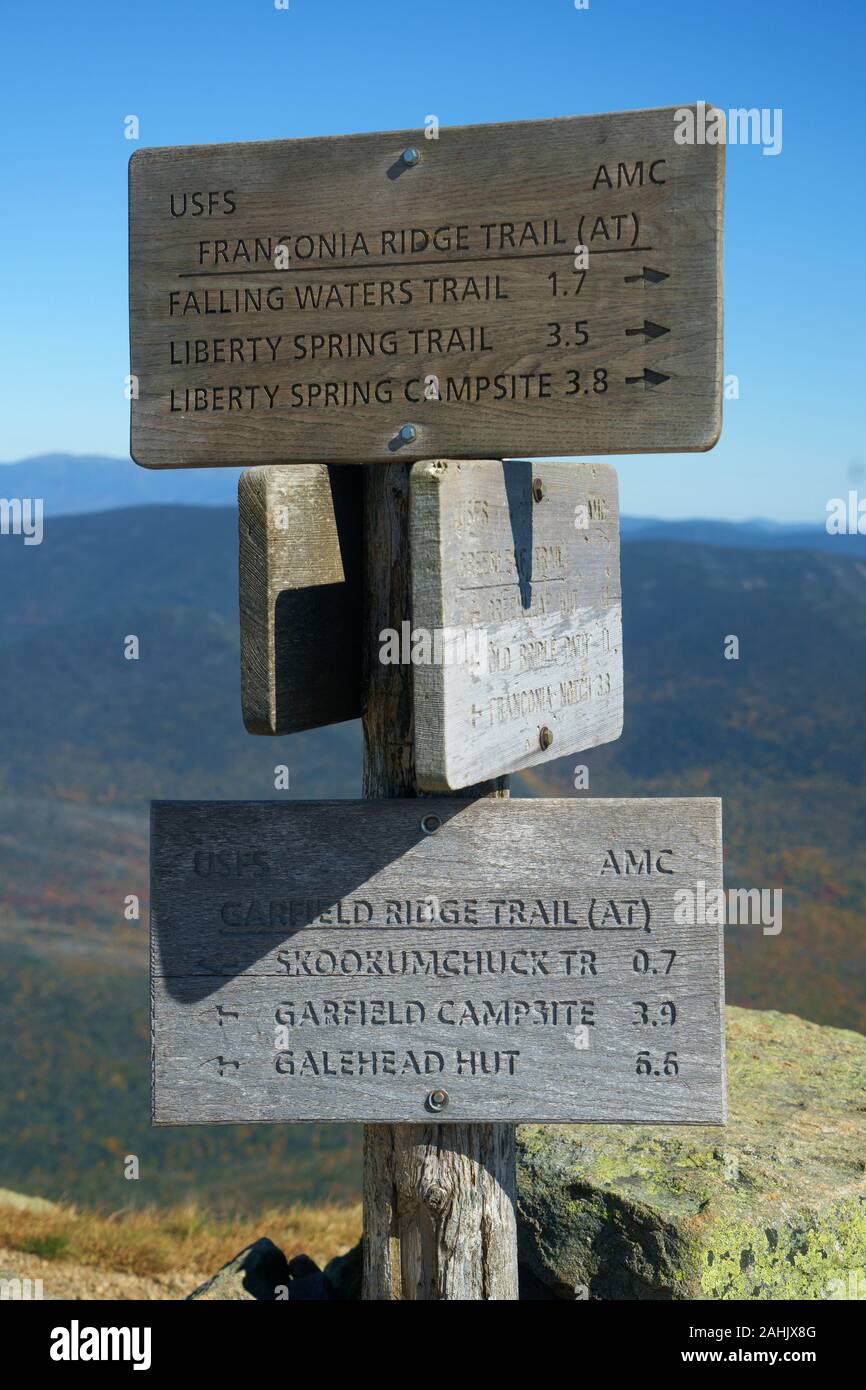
<box><xmin>151</xmin><ymin>798</ymin><xmax>724</xmax><ymax>1125</ymax></box>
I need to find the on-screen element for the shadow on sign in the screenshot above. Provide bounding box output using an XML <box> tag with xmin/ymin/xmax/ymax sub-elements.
<box><xmin>502</xmin><ymin>459</ymin><xmax>534</xmax><ymax>611</ymax></box>
<box><xmin>151</xmin><ymin>799</ymin><xmax>478</xmax><ymax>1004</ymax></box>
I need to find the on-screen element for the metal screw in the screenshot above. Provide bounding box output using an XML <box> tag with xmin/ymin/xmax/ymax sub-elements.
<box><xmin>426</xmin><ymin>1088</ymin><xmax>449</xmax><ymax>1112</ymax></box>
<box><xmin>402</xmin><ymin>147</ymin><xmax>421</xmax><ymax>166</ymax></box>
<box><xmin>532</xmin><ymin>477</ymin><xmax>545</xmax><ymax>502</ymax></box>
<box><xmin>399</xmin><ymin>423</ymin><xmax>418</xmax><ymax>444</ymax></box>
<box><xmin>420</xmin><ymin>813</ymin><xmax>441</xmax><ymax>835</ymax></box>
<box><xmin>539</xmin><ymin>726</ymin><xmax>554</xmax><ymax>751</ymax></box>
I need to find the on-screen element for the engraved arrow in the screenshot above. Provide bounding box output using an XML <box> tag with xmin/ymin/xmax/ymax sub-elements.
<box><xmin>207</xmin><ymin>1005</ymin><xmax>239</xmax><ymax>1026</ymax></box>
<box><xmin>196</xmin><ymin>1003</ymin><xmax>239</xmax><ymax>1028</ymax></box>
<box><xmin>625</xmin><ymin>320</ymin><xmax>670</xmax><ymax>341</ymax></box>
<box><xmin>624</xmin><ymin>266</ymin><xmax>670</xmax><ymax>285</ymax></box>
<box><xmin>202</xmin><ymin>1056</ymin><xmax>240</xmax><ymax>1078</ymax></box>
<box><xmin>625</xmin><ymin>368</ymin><xmax>671</xmax><ymax>387</ymax></box>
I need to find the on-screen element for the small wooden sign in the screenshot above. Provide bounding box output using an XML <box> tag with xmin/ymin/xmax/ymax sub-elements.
<box><xmin>239</xmin><ymin>465</ymin><xmax>362</xmax><ymax>735</ymax></box>
<box><xmin>151</xmin><ymin>797</ymin><xmax>725</xmax><ymax>1125</ymax></box>
<box><xmin>129</xmin><ymin>105</ymin><xmax>723</xmax><ymax>468</ymax></box>
<box><xmin>411</xmin><ymin>459</ymin><xmax>622</xmax><ymax>789</ymax></box>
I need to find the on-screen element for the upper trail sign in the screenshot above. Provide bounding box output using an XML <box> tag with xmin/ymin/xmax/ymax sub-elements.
<box><xmin>129</xmin><ymin>105</ymin><xmax>724</xmax><ymax>468</ymax></box>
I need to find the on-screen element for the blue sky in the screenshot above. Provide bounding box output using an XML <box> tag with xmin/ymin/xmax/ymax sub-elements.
<box><xmin>1</xmin><ymin>0</ymin><xmax>863</xmax><ymax>520</ymax></box>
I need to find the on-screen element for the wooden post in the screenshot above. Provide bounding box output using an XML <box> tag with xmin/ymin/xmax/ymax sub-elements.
<box><xmin>360</xmin><ymin>460</ymin><xmax>519</xmax><ymax>1301</ymax></box>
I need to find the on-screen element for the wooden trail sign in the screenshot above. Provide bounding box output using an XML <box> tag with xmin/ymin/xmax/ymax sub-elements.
<box><xmin>151</xmin><ymin>797</ymin><xmax>725</xmax><ymax>1126</ymax></box>
<box><xmin>129</xmin><ymin>105</ymin><xmax>723</xmax><ymax>468</ymax></box>
<box><xmin>239</xmin><ymin>465</ymin><xmax>362</xmax><ymax>735</ymax></box>
<box><xmin>411</xmin><ymin>459</ymin><xmax>622</xmax><ymax>789</ymax></box>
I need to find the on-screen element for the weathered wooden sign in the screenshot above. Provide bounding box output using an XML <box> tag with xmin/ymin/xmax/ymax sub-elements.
<box><xmin>129</xmin><ymin>105</ymin><xmax>723</xmax><ymax>468</ymax></box>
<box><xmin>239</xmin><ymin>465</ymin><xmax>362</xmax><ymax>734</ymax></box>
<box><xmin>411</xmin><ymin>459</ymin><xmax>622</xmax><ymax>789</ymax></box>
<box><xmin>151</xmin><ymin>797</ymin><xmax>725</xmax><ymax>1125</ymax></box>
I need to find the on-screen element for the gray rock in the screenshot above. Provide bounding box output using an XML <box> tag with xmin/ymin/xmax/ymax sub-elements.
<box><xmin>0</xmin><ymin>1189</ymin><xmax>59</xmax><ymax>1214</ymax></box>
<box><xmin>286</xmin><ymin>1253</ymin><xmax>326</xmax><ymax>1301</ymax></box>
<box><xmin>517</xmin><ymin>1007</ymin><xmax>866</xmax><ymax>1300</ymax></box>
<box><xmin>187</xmin><ymin>1237</ymin><xmax>292</xmax><ymax>1301</ymax></box>
<box><xmin>323</xmin><ymin>1242</ymin><xmax>362</xmax><ymax>1301</ymax></box>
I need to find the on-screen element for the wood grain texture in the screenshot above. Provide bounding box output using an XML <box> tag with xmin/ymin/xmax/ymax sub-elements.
<box><xmin>150</xmin><ymin>797</ymin><xmax>725</xmax><ymax>1125</ymax></box>
<box><xmin>129</xmin><ymin>105</ymin><xmax>723</xmax><ymax>467</ymax></box>
<box><xmin>411</xmin><ymin>459</ymin><xmax>622</xmax><ymax>789</ymax></box>
<box><xmin>238</xmin><ymin>464</ymin><xmax>362</xmax><ymax>734</ymax></box>
<box><xmin>362</xmin><ymin>1122</ymin><xmax>518</xmax><ymax>1300</ymax></box>
<box><xmin>360</xmin><ymin>461</ymin><xmax>516</xmax><ymax>1300</ymax></box>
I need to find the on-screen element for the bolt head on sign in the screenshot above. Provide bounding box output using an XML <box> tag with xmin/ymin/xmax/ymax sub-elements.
<box><xmin>410</xmin><ymin>459</ymin><xmax>623</xmax><ymax>790</ymax></box>
<box><xmin>150</xmin><ymin>797</ymin><xmax>725</xmax><ymax>1126</ymax></box>
<box><xmin>128</xmin><ymin>105</ymin><xmax>723</xmax><ymax>467</ymax></box>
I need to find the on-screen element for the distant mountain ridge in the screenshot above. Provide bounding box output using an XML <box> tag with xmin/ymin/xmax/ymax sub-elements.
<box><xmin>2</xmin><ymin>453</ymin><xmax>862</xmax><ymax>553</ymax></box>
<box><xmin>0</xmin><ymin>453</ymin><xmax>243</xmax><ymax>513</ymax></box>
<box><xmin>0</xmin><ymin>499</ymin><xmax>864</xmax><ymax>1211</ymax></box>
<box><xmin>618</xmin><ymin>514</ymin><xmax>866</xmax><ymax>552</ymax></box>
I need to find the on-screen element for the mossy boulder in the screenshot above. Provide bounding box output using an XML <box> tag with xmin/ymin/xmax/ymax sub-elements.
<box><xmin>517</xmin><ymin>1007</ymin><xmax>866</xmax><ymax>1300</ymax></box>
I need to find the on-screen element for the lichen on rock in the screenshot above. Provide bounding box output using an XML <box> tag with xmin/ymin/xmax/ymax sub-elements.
<box><xmin>517</xmin><ymin>1007</ymin><xmax>866</xmax><ymax>1300</ymax></box>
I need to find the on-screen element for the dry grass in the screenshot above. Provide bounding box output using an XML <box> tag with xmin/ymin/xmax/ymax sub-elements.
<box><xmin>0</xmin><ymin>1200</ymin><xmax>362</xmax><ymax>1278</ymax></box>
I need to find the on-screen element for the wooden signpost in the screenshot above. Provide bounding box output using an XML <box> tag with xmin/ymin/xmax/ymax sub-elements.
<box><xmin>131</xmin><ymin>104</ymin><xmax>726</xmax><ymax>1301</ymax></box>
<box><xmin>129</xmin><ymin>106</ymin><xmax>723</xmax><ymax>468</ymax></box>
<box><xmin>411</xmin><ymin>459</ymin><xmax>622</xmax><ymax>789</ymax></box>
<box><xmin>152</xmin><ymin>797</ymin><xmax>724</xmax><ymax>1125</ymax></box>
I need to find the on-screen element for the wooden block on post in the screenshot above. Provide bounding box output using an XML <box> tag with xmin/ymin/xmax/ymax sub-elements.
<box><xmin>239</xmin><ymin>464</ymin><xmax>362</xmax><ymax>735</ymax></box>
<box><xmin>411</xmin><ymin>459</ymin><xmax>623</xmax><ymax>790</ymax></box>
